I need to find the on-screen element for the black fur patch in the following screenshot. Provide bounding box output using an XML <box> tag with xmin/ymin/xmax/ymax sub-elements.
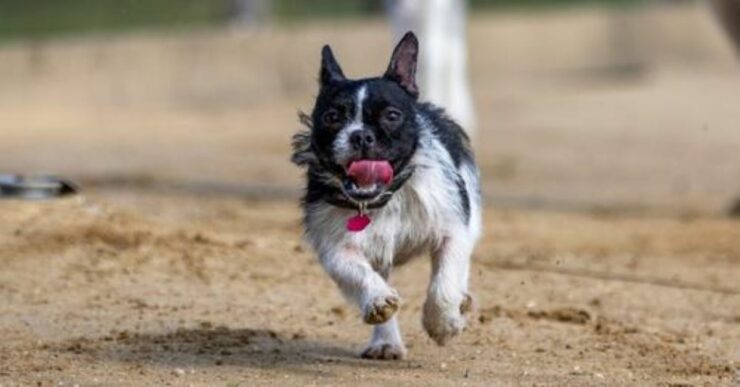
<box><xmin>418</xmin><ymin>103</ymin><xmax>473</xmax><ymax>168</ymax></box>
<box><xmin>455</xmin><ymin>176</ymin><xmax>471</xmax><ymax>225</ymax></box>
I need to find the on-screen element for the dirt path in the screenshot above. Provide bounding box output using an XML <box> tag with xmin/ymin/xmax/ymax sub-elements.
<box><xmin>1</xmin><ymin>193</ymin><xmax>738</xmax><ymax>386</ymax></box>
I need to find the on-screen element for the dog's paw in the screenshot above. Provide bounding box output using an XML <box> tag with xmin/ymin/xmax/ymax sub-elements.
<box><xmin>363</xmin><ymin>294</ymin><xmax>400</xmax><ymax>325</ymax></box>
<box><xmin>422</xmin><ymin>294</ymin><xmax>472</xmax><ymax>346</ymax></box>
<box><xmin>361</xmin><ymin>341</ymin><xmax>406</xmax><ymax>360</ymax></box>
<box><xmin>422</xmin><ymin>311</ymin><xmax>466</xmax><ymax>346</ymax></box>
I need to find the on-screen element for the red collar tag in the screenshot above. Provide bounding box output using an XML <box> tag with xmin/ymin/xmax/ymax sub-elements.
<box><xmin>347</xmin><ymin>213</ymin><xmax>371</xmax><ymax>232</ymax></box>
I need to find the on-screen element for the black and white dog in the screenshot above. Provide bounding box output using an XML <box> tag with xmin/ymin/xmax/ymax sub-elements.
<box><xmin>292</xmin><ymin>32</ymin><xmax>481</xmax><ymax>360</ymax></box>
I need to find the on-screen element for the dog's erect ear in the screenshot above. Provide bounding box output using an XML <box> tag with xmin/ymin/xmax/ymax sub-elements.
<box><xmin>320</xmin><ymin>45</ymin><xmax>346</xmax><ymax>86</ymax></box>
<box><xmin>384</xmin><ymin>31</ymin><xmax>419</xmax><ymax>98</ymax></box>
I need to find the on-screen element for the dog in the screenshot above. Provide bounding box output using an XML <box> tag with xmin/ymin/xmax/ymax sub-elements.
<box><xmin>291</xmin><ymin>32</ymin><xmax>481</xmax><ymax>360</ymax></box>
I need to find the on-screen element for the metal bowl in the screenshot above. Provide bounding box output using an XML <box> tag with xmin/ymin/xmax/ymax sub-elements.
<box><xmin>0</xmin><ymin>174</ymin><xmax>78</xmax><ymax>199</ymax></box>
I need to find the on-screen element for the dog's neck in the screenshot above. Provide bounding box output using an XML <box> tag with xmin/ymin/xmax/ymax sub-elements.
<box><xmin>324</xmin><ymin>166</ymin><xmax>416</xmax><ymax>211</ymax></box>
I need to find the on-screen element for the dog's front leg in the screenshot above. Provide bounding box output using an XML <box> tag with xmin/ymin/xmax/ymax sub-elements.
<box><xmin>360</xmin><ymin>267</ymin><xmax>406</xmax><ymax>360</ymax></box>
<box><xmin>361</xmin><ymin>315</ymin><xmax>406</xmax><ymax>360</ymax></box>
<box><xmin>320</xmin><ymin>245</ymin><xmax>400</xmax><ymax>326</ymax></box>
<box><xmin>422</xmin><ymin>230</ymin><xmax>474</xmax><ymax>345</ymax></box>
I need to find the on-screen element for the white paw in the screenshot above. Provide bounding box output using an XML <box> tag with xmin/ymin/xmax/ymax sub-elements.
<box><xmin>361</xmin><ymin>340</ymin><xmax>407</xmax><ymax>360</ymax></box>
<box><xmin>422</xmin><ymin>293</ymin><xmax>473</xmax><ymax>346</ymax></box>
<box><xmin>363</xmin><ymin>294</ymin><xmax>400</xmax><ymax>325</ymax></box>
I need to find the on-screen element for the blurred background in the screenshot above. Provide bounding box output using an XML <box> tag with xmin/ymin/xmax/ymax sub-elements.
<box><xmin>1</xmin><ymin>0</ymin><xmax>739</xmax><ymax>215</ymax></box>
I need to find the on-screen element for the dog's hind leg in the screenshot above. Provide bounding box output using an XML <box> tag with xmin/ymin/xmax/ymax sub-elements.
<box><xmin>319</xmin><ymin>245</ymin><xmax>400</xmax><ymax>326</ymax></box>
<box><xmin>422</xmin><ymin>229</ymin><xmax>474</xmax><ymax>345</ymax></box>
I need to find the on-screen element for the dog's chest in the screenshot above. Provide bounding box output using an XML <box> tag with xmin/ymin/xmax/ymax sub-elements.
<box><xmin>356</xmin><ymin>171</ymin><xmax>454</xmax><ymax>266</ymax></box>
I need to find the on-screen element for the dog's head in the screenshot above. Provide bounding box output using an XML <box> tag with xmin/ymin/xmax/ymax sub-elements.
<box><xmin>293</xmin><ymin>32</ymin><xmax>421</xmax><ymax>207</ymax></box>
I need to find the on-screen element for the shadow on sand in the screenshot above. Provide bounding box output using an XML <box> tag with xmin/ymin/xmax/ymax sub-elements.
<box><xmin>56</xmin><ymin>325</ymin><xmax>416</xmax><ymax>374</ymax></box>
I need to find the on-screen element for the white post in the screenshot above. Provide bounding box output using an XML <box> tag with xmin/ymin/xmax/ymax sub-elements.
<box><xmin>388</xmin><ymin>0</ymin><xmax>476</xmax><ymax>136</ymax></box>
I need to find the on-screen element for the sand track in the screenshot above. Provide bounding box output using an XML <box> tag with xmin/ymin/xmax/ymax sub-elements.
<box><xmin>1</xmin><ymin>194</ymin><xmax>738</xmax><ymax>386</ymax></box>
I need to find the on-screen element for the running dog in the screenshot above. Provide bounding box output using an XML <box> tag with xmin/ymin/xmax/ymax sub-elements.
<box><xmin>291</xmin><ymin>32</ymin><xmax>481</xmax><ymax>360</ymax></box>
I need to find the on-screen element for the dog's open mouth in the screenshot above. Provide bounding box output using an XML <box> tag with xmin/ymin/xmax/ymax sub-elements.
<box><xmin>342</xmin><ymin>160</ymin><xmax>394</xmax><ymax>202</ymax></box>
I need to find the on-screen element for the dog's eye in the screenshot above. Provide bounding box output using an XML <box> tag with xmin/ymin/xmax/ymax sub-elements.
<box><xmin>322</xmin><ymin>109</ymin><xmax>342</xmax><ymax>127</ymax></box>
<box><xmin>382</xmin><ymin>108</ymin><xmax>404</xmax><ymax>125</ymax></box>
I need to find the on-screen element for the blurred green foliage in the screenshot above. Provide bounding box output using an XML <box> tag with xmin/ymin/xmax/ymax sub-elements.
<box><xmin>471</xmin><ymin>0</ymin><xmax>640</xmax><ymax>7</ymax></box>
<box><xmin>0</xmin><ymin>0</ymin><xmax>226</xmax><ymax>41</ymax></box>
<box><xmin>0</xmin><ymin>0</ymin><xmax>640</xmax><ymax>42</ymax></box>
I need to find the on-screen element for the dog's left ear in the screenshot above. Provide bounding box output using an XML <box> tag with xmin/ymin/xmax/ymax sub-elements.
<box><xmin>384</xmin><ymin>31</ymin><xmax>419</xmax><ymax>99</ymax></box>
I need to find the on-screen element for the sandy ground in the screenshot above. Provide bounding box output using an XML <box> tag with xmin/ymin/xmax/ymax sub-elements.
<box><xmin>1</xmin><ymin>194</ymin><xmax>738</xmax><ymax>386</ymax></box>
<box><xmin>1</xmin><ymin>3</ymin><xmax>740</xmax><ymax>386</ymax></box>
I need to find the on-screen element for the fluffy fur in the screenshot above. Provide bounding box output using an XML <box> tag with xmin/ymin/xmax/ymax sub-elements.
<box><xmin>292</xmin><ymin>32</ymin><xmax>481</xmax><ymax>360</ymax></box>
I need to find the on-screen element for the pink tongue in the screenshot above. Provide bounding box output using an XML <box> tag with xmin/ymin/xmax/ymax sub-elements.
<box><xmin>347</xmin><ymin>160</ymin><xmax>394</xmax><ymax>187</ymax></box>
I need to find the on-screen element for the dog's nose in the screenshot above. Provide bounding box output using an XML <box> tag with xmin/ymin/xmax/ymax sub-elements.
<box><xmin>350</xmin><ymin>130</ymin><xmax>375</xmax><ymax>151</ymax></box>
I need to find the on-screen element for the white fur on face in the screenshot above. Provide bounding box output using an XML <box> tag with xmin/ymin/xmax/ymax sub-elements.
<box><xmin>304</xmin><ymin>108</ymin><xmax>481</xmax><ymax>351</ymax></box>
<box><xmin>332</xmin><ymin>85</ymin><xmax>368</xmax><ymax>167</ymax></box>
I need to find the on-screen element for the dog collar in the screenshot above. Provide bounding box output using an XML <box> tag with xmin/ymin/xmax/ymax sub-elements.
<box><xmin>325</xmin><ymin>167</ymin><xmax>415</xmax><ymax>232</ymax></box>
<box><xmin>325</xmin><ymin>167</ymin><xmax>415</xmax><ymax>210</ymax></box>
